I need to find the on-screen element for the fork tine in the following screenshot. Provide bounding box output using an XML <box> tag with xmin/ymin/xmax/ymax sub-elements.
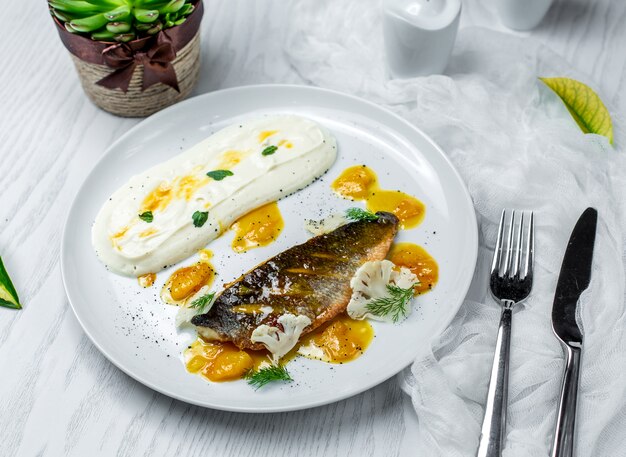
<box><xmin>511</xmin><ymin>212</ymin><xmax>524</xmax><ymax>278</ymax></box>
<box><xmin>503</xmin><ymin>209</ymin><xmax>515</xmax><ymax>276</ymax></box>
<box><xmin>524</xmin><ymin>212</ymin><xmax>534</xmax><ymax>278</ymax></box>
<box><xmin>491</xmin><ymin>209</ymin><xmax>506</xmax><ymax>275</ymax></box>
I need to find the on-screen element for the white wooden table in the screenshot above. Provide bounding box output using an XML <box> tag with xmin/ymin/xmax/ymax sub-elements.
<box><xmin>2</xmin><ymin>1</ymin><xmax>625</xmax><ymax>455</ymax></box>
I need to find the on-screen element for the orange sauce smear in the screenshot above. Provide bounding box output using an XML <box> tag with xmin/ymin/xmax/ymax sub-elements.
<box><xmin>138</xmin><ymin>273</ymin><xmax>156</xmax><ymax>288</ymax></box>
<box><xmin>388</xmin><ymin>242</ymin><xmax>439</xmax><ymax>294</ymax></box>
<box><xmin>198</xmin><ymin>249</ymin><xmax>213</xmax><ymax>262</ymax></box>
<box><xmin>219</xmin><ymin>150</ymin><xmax>246</xmax><ymax>169</ymax></box>
<box><xmin>230</xmin><ymin>202</ymin><xmax>284</xmax><ymax>253</ymax></box>
<box><xmin>141</xmin><ymin>170</ymin><xmax>210</xmax><ymax>214</ymax></box>
<box><xmin>139</xmin><ymin>228</ymin><xmax>158</xmax><ymax>238</ymax></box>
<box><xmin>331</xmin><ymin>165</ymin><xmax>425</xmax><ymax>229</ymax></box>
<box><xmin>116</xmin><ymin>169</ymin><xmax>213</xmax><ymax>249</ymax></box>
<box><xmin>277</xmin><ymin>139</ymin><xmax>293</xmax><ymax>148</ymax></box>
<box><xmin>184</xmin><ymin>314</ymin><xmax>374</xmax><ymax>383</ymax></box>
<box><xmin>258</xmin><ymin>130</ymin><xmax>278</xmax><ymax>142</ymax></box>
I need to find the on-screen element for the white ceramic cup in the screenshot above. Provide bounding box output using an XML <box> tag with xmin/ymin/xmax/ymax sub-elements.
<box><xmin>383</xmin><ymin>0</ymin><xmax>462</xmax><ymax>78</ymax></box>
<box><xmin>495</xmin><ymin>0</ymin><xmax>554</xmax><ymax>30</ymax></box>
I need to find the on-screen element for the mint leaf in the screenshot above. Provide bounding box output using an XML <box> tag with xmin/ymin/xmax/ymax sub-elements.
<box><xmin>139</xmin><ymin>211</ymin><xmax>153</xmax><ymax>223</ymax></box>
<box><xmin>206</xmin><ymin>170</ymin><xmax>234</xmax><ymax>181</ymax></box>
<box><xmin>261</xmin><ymin>145</ymin><xmax>278</xmax><ymax>156</ymax></box>
<box><xmin>192</xmin><ymin>211</ymin><xmax>208</xmax><ymax>227</ymax></box>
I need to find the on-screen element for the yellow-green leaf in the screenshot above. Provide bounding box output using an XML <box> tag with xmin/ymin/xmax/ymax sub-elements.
<box><xmin>540</xmin><ymin>77</ymin><xmax>613</xmax><ymax>145</ymax></box>
<box><xmin>0</xmin><ymin>257</ymin><xmax>21</xmax><ymax>310</ymax></box>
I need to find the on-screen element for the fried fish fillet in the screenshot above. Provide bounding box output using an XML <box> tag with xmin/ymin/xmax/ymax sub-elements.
<box><xmin>192</xmin><ymin>211</ymin><xmax>399</xmax><ymax>350</ymax></box>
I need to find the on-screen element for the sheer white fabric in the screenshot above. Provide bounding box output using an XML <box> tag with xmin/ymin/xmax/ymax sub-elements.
<box><xmin>284</xmin><ymin>3</ymin><xmax>626</xmax><ymax>455</ymax></box>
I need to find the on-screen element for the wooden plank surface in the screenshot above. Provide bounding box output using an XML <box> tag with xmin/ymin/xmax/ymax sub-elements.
<box><xmin>1</xmin><ymin>0</ymin><xmax>624</xmax><ymax>455</ymax></box>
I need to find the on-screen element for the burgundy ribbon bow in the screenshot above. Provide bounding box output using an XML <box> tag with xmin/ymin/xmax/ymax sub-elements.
<box><xmin>97</xmin><ymin>33</ymin><xmax>180</xmax><ymax>93</ymax></box>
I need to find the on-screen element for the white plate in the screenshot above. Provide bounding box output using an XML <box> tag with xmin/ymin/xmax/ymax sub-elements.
<box><xmin>61</xmin><ymin>85</ymin><xmax>477</xmax><ymax>413</ymax></box>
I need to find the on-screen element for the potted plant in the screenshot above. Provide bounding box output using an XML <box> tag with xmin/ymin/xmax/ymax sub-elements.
<box><xmin>48</xmin><ymin>0</ymin><xmax>204</xmax><ymax>117</ymax></box>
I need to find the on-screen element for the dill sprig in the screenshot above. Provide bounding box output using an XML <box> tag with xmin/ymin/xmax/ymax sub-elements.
<box><xmin>366</xmin><ymin>284</ymin><xmax>418</xmax><ymax>323</ymax></box>
<box><xmin>189</xmin><ymin>292</ymin><xmax>215</xmax><ymax>313</ymax></box>
<box><xmin>345</xmin><ymin>207</ymin><xmax>379</xmax><ymax>222</ymax></box>
<box><xmin>246</xmin><ymin>365</ymin><xmax>293</xmax><ymax>390</ymax></box>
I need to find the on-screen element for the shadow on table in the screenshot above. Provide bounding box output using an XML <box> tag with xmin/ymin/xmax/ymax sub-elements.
<box><xmin>138</xmin><ymin>375</ymin><xmax>413</xmax><ymax>456</ymax></box>
<box><xmin>534</xmin><ymin>0</ymin><xmax>593</xmax><ymax>35</ymax></box>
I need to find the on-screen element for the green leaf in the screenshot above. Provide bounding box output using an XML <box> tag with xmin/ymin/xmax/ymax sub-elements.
<box><xmin>206</xmin><ymin>170</ymin><xmax>234</xmax><ymax>181</ymax></box>
<box><xmin>103</xmin><ymin>5</ymin><xmax>130</xmax><ymax>21</ymax></box>
<box><xmin>137</xmin><ymin>0</ymin><xmax>172</xmax><ymax>7</ymax></box>
<box><xmin>106</xmin><ymin>21</ymin><xmax>131</xmax><ymax>33</ymax></box>
<box><xmin>114</xmin><ymin>32</ymin><xmax>136</xmax><ymax>42</ymax></box>
<box><xmin>135</xmin><ymin>22</ymin><xmax>153</xmax><ymax>31</ymax></box>
<box><xmin>146</xmin><ymin>23</ymin><xmax>163</xmax><ymax>34</ymax></box>
<box><xmin>49</xmin><ymin>0</ymin><xmax>102</xmax><ymax>15</ymax></box>
<box><xmin>540</xmin><ymin>77</ymin><xmax>614</xmax><ymax>145</ymax></box>
<box><xmin>246</xmin><ymin>365</ymin><xmax>292</xmax><ymax>389</ymax></box>
<box><xmin>345</xmin><ymin>207</ymin><xmax>379</xmax><ymax>222</ymax></box>
<box><xmin>178</xmin><ymin>4</ymin><xmax>193</xmax><ymax>16</ymax></box>
<box><xmin>91</xmin><ymin>29</ymin><xmax>116</xmax><ymax>40</ymax></box>
<box><xmin>134</xmin><ymin>8</ymin><xmax>160</xmax><ymax>23</ymax></box>
<box><xmin>69</xmin><ymin>13</ymin><xmax>109</xmax><ymax>32</ymax></box>
<box><xmin>189</xmin><ymin>292</ymin><xmax>215</xmax><ymax>313</ymax></box>
<box><xmin>51</xmin><ymin>9</ymin><xmax>74</xmax><ymax>23</ymax></box>
<box><xmin>0</xmin><ymin>257</ymin><xmax>21</xmax><ymax>310</ymax></box>
<box><xmin>64</xmin><ymin>22</ymin><xmax>80</xmax><ymax>33</ymax></box>
<box><xmin>160</xmin><ymin>0</ymin><xmax>185</xmax><ymax>14</ymax></box>
<box><xmin>139</xmin><ymin>211</ymin><xmax>153</xmax><ymax>223</ymax></box>
<box><xmin>81</xmin><ymin>0</ymin><xmax>122</xmax><ymax>7</ymax></box>
<box><xmin>192</xmin><ymin>211</ymin><xmax>208</xmax><ymax>228</ymax></box>
<box><xmin>261</xmin><ymin>145</ymin><xmax>278</xmax><ymax>156</ymax></box>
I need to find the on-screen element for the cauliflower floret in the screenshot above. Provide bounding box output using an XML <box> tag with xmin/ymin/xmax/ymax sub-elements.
<box><xmin>303</xmin><ymin>213</ymin><xmax>348</xmax><ymax>236</ymax></box>
<box><xmin>347</xmin><ymin>260</ymin><xmax>418</xmax><ymax>322</ymax></box>
<box><xmin>251</xmin><ymin>314</ymin><xmax>312</xmax><ymax>363</ymax></box>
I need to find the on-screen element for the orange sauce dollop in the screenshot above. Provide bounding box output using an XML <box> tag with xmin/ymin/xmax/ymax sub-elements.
<box><xmin>292</xmin><ymin>314</ymin><xmax>374</xmax><ymax>364</ymax></box>
<box><xmin>331</xmin><ymin>165</ymin><xmax>425</xmax><ymax>229</ymax></box>
<box><xmin>184</xmin><ymin>340</ymin><xmax>269</xmax><ymax>382</ymax></box>
<box><xmin>185</xmin><ymin>314</ymin><xmax>374</xmax><ymax>383</ymax></box>
<box><xmin>230</xmin><ymin>202</ymin><xmax>284</xmax><ymax>253</ymax></box>
<box><xmin>162</xmin><ymin>261</ymin><xmax>215</xmax><ymax>303</ymax></box>
<box><xmin>388</xmin><ymin>242</ymin><xmax>439</xmax><ymax>294</ymax></box>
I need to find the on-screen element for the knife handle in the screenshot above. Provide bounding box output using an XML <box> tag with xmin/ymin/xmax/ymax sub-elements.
<box><xmin>477</xmin><ymin>305</ymin><xmax>512</xmax><ymax>457</ymax></box>
<box><xmin>551</xmin><ymin>344</ymin><xmax>582</xmax><ymax>457</ymax></box>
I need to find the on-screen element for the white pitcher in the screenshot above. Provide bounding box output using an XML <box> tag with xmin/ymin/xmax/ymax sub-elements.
<box><xmin>495</xmin><ymin>0</ymin><xmax>554</xmax><ymax>30</ymax></box>
<box><xmin>383</xmin><ymin>0</ymin><xmax>462</xmax><ymax>78</ymax></box>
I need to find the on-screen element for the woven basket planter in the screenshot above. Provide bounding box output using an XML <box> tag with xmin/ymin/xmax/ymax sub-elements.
<box><xmin>53</xmin><ymin>1</ymin><xmax>203</xmax><ymax>118</ymax></box>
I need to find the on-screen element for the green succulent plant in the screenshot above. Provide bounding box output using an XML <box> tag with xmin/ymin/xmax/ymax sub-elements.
<box><xmin>48</xmin><ymin>0</ymin><xmax>196</xmax><ymax>42</ymax></box>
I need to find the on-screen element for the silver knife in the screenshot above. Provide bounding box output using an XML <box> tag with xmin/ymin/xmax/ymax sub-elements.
<box><xmin>551</xmin><ymin>207</ymin><xmax>598</xmax><ymax>457</ymax></box>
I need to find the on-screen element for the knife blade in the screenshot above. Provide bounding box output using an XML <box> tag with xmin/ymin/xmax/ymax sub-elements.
<box><xmin>552</xmin><ymin>207</ymin><xmax>598</xmax><ymax>345</ymax></box>
<box><xmin>550</xmin><ymin>207</ymin><xmax>598</xmax><ymax>457</ymax></box>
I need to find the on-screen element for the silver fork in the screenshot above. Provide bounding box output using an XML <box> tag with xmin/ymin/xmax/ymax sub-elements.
<box><xmin>477</xmin><ymin>209</ymin><xmax>535</xmax><ymax>457</ymax></box>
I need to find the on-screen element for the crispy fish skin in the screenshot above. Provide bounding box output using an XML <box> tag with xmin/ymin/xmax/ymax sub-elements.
<box><xmin>192</xmin><ymin>211</ymin><xmax>399</xmax><ymax>350</ymax></box>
